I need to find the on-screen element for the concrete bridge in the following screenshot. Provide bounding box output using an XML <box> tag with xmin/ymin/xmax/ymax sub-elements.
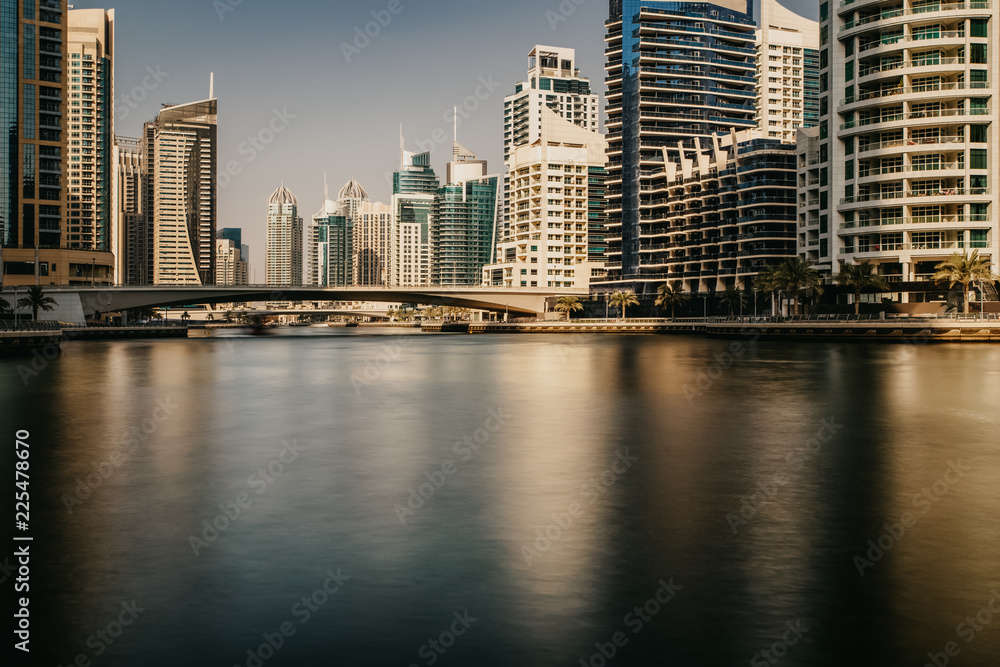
<box><xmin>20</xmin><ymin>285</ymin><xmax>586</xmax><ymax>323</ymax></box>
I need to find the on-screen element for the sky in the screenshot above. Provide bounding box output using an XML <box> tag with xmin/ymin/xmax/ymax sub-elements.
<box><xmin>72</xmin><ymin>0</ymin><xmax>818</xmax><ymax>278</ymax></box>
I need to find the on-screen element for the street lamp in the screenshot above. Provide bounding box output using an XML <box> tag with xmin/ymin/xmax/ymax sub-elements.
<box><xmin>14</xmin><ymin>287</ymin><xmax>19</xmax><ymax>327</ymax></box>
<box><xmin>753</xmin><ymin>288</ymin><xmax>758</xmax><ymax>319</ymax></box>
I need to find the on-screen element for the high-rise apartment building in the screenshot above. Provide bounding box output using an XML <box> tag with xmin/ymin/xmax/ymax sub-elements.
<box><xmin>355</xmin><ymin>200</ymin><xmax>393</xmax><ymax>286</ymax></box>
<box><xmin>500</xmin><ymin>46</ymin><xmax>600</xmax><ymax>250</ymax></box>
<box><xmin>755</xmin><ymin>0</ymin><xmax>820</xmax><ymax>142</ymax></box>
<box><xmin>810</xmin><ymin>0</ymin><xmax>998</xmax><ymax>301</ymax></box>
<box><xmin>601</xmin><ymin>0</ymin><xmax>757</xmax><ymax>293</ymax></box>
<box><xmin>66</xmin><ymin>8</ymin><xmax>114</xmax><ymax>278</ymax></box>
<box><xmin>113</xmin><ymin>135</ymin><xmax>141</xmax><ymax>285</ymax></box>
<box><xmin>392</xmin><ymin>144</ymin><xmax>439</xmax><ymax>286</ymax></box>
<box><xmin>484</xmin><ymin>107</ymin><xmax>608</xmax><ymax>289</ymax></box>
<box><xmin>1</xmin><ymin>0</ymin><xmax>92</xmax><ymax>286</ymax></box>
<box><xmin>308</xmin><ymin>181</ymin><xmax>353</xmax><ymax>287</ymax></box>
<box><xmin>431</xmin><ymin>141</ymin><xmax>499</xmax><ymax>286</ymax></box>
<box><xmin>215</xmin><ymin>237</ymin><xmax>247</xmax><ymax>285</ymax></box>
<box><xmin>142</xmin><ymin>97</ymin><xmax>218</xmax><ymax>285</ymax></box>
<box><xmin>265</xmin><ymin>183</ymin><xmax>303</xmax><ymax>287</ymax></box>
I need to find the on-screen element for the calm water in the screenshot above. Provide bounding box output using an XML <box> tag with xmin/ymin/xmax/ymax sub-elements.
<box><xmin>2</xmin><ymin>330</ymin><xmax>999</xmax><ymax>667</ymax></box>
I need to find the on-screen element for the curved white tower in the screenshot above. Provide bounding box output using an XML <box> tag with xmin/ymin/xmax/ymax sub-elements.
<box><xmin>818</xmin><ymin>0</ymin><xmax>999</xmax><ymax>299</ymax></box>
<box><xmin>266</xmin><ymin>182</ymin><xmax>303</xmax><ymax>287</ymax></box>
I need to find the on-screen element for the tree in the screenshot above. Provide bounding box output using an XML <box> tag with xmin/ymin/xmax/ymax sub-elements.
<box><xmin>206</xmin><ymin>313</ymin><xmax>215</xmax><ymax>322</ymax></box>
<box><xmin>834</xmin><ymin>261</ymin><xmax>890</xmax><ymax>315</ymax></box>
<box><xmin>17</xmin><ymin>286</ymin><xmax>57</xmax><ymax>321</ymax></box>
<box><xmin>774</xmin><ymin>258</ymin><xmax>824</xmax><ymax>315</ymax></box>
<box><xmin>555</xmin><ymin>295</ymin><xmax>584</xmax><ymax>321</ymax></box>
<box><xmin>609</xmin><ymin>291</ymin><xmax>639</xmax><ymax>320</ymax></box>
<box><xmin>0</xmin><ymin>297</ymin><xmax>10</xmax><ymax>314</ymax></box>
<box><xmin>654</xmin><ymin>283</ymin><xmax>690</xmax><ymax>319</ymax></box>
<box><xmin>180</xmin><ymin>311</ymin><xmax>191</xmax><ymax>322</ymax></box>
<box><xmin>932</xmin><ymin>250</ymin><xmax>997</xmax><ymax>314</ymax></box>
<box><xmin>718</xmin><ymin>285</ymin><xmax>747</xmax><ymax>317</ymax></box>
<box><xmin>753</xmin><ymin>266</ymin><xmax>781</xmax><ymax>316</ymax></box>
<box><xmin>224</xmin><ymin>310</ymin><xmax>234</xmax><ymax>323</ymax></box>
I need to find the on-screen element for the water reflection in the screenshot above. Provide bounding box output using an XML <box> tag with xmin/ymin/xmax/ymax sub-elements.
<box><xmin>1</xmin><ymin>334</ymin><xmax>998</xmax><ymax>666</ymax></box>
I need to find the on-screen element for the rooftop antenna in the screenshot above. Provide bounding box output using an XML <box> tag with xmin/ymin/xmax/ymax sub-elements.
<box><xmin>453</xmin><ymin>107</ymin><xmax>459</xmax><ymax>159</ymax></box>
<box><xmin>399</xmin><ymin>124</ymin><xmax>405</xmax><ymax>167</ymax></box>
<box><xmin>210</xmin><ymin>72</ymin><xmax>214</xmax><ymax>99</ymax></box>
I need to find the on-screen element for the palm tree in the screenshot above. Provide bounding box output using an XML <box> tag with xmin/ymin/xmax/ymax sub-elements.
<box><xmin>0</xmin><ymin>296</ymin><xmax>10</xmax><ymax>314</ymax></box>
<box><xmin>555</xmin><ymin>295</ymin><xmax>584</xmax><ymax>321</ymax></box>
<box><xmin>609</xmin><ymin>291</ymin><xmax>639</xmax><ymax>321</ymax></box>
<box><xmin>753</xmin><ymin>266</ymin><xmax>782</xmax><ymax>316</ymax></box>
<box><xmin>224</xmin><ymin>310</ymin><xmax>234</xmax><ymax>323</ymax></box>
<box><xmin>206</xmin><ymin>313</ymin><xmax>215</xmax><ymax>322</ymax></box>
<box><xmin>718</xmin><ymin>285</ymin><xmax>747</xmax><ymax>317</ymax></box>
<box><xmin>774</xmin><ymin>258</ymin><xmax>824</xmax><ymax>315</ymax></box>
<box><xmin>654</xmin><ymin>283</ymin><xmax>690</xmax><ymax>319</ymax></box>
<box><xmin>834</xmin><ymin>261</ymin><xmax>891</xmax><ymax>315</ymax></box>
<box><xmin>932</xmin><ymin>250</ymin><xmax>998</xmax><ymax>314</ymax></box>
<box><xmin>17</xmin><ymin>285</ymin><xmax>57</xmax><ymax>321</ymax></box>
<box><xmin>180</xmin><ymin>311</ymin><xmax>191</xmax><ymax>322</ymax></box>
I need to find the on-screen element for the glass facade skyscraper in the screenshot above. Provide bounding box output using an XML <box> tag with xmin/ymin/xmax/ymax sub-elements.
<box><xmin>432</xmin><ymin>177</ymin><xmax>499</xmax><ymax>286</ymax></box>
<box><xmin>392</xmin><ymin>147</ymin><xmax>439</xmax><ymax>286</ymax></box>
<box><xmin>602</xmin><ymin>0</ymin><xmax>756</xmax><ymax>293</ymax></box>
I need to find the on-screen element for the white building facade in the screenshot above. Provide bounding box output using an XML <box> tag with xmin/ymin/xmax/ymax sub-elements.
<box><xmin>484</xmin><ymin>107</ymin><xmax>607</xmax><ymax>289</ymax></box>
<box><xmin>265</xmin><ymin>183</ymin><xmax>303</xmax><ymax>287</ymax></box>
<box><xmin>811</xmin><ymin>0</ymin><xmax>999</xmax><ymax>301</ymax></box>
<box><xmin>755</xmin><ymin>0</ymin><xmax>820</xmax><ymax>142</ymax></box>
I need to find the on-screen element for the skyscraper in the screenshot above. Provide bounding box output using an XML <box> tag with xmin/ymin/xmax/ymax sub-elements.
<box><xmin>484</xmin><ymin>107</ymin><xmax>607</xmax><ymax>289</ymax></box>
<box><xmin>1</xmin><ymin>0</ymin><xmax>90</xmax><ymax>286</ymax></box>
<box><xmin>355</xmin><ymin>200</ymin><xmax>393</xmax><ymax>286</ymax></box>
<box><xmin>113</xmin><ymin>135</ymin><xmax>141</xmax><ymax>285</ymax></box>
<box><xmin>755</xmin><ymin>0</ymin><xmax>819</xmax><ymax>142</ymax></box>
<box><xmin>66</xmin><ymin>8</ymin><xmax>114</xmax><ymax>273</ymax></box>
<box><xmin>809</xmin><ymin>0</ymin><xmax>999</xmax><ymax>302</ymax></box>
<box><xmin>215</xmin><ymin>237</ymin><xmax>247</xmax><ymax>286</ymax></box>
<box><xmin>142</xmin><ymin>96</ymin><xmax>218</xmax><ymax>285</ymax></box>
<box><xmin>393</xmin><ymin>139</ymin><xmax>439</xmax><ymax>286</ymax></box>
<box><xmin>265</xmin><ymin>183</ymin><xmax>303</xmax><ymax>287</ymax></box>
<box><xmin>308</xmin><ymin>179</ymin><xmax>354</xmax><ymax>287</ymax></box>
<box><xmin>500</xmin><ymin>46</ymin><xmax>600</xmax><ymax>250</ymax></box>
<box><xmin>602</xmin><ymin>0</ymin><xmax>757</xmax><ymax>293</ymax></box>
<box><xmin>431</xmin><ymin>140</ymin><xmax>498</xmax><ymax>286</ymax></box>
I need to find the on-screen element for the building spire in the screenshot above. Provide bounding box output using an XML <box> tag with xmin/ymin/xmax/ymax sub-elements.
<box><xmin>324</xmin><ymin>172</ymin><xmax>329</xmax><ymax>200</ymax></box>
<box><xmin>400</xmin><ymin>124</ymin><xmax>405</xmax><ymax>168</ymax></box>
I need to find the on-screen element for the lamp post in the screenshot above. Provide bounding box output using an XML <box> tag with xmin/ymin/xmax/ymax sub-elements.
<box><xmin>753</xmin><ymin>288</ymin><xmax>758</xmax><ymax>318</ymax></box>
<box><xmin>14</xmin><ymin>287</ymin><xmax>19</xmax><ymax>327</ymax></box>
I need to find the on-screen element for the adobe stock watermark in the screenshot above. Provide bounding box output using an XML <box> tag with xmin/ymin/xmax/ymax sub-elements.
<box><xmin>351</xmin><ymin>335</ymin><xmax>414</xmax><ymax>395</ymax></box>
<box><xmin>341</xmin><ymin>0</ymin><xmax>414</xmax><ymax>63</ymax></box>
<box><xmin>853</xmin><ymin>459</ymin><xmax>971</xmax><ymax>576</ymax></box>
<box><xmin>188</xmin><ymin>439</ymin><xmax>306</xmax><ymax>556</ymax></box>
<box><xmin>408</xmin><ymin>610</ymin><xmax>478</xmax><ymax>667</ymax></box>
<box><xmin>750</xmin><ymin>620</ymin><xmax>810</xmax><ymax>666</ymax></box>
<box><xmin>682</xmin><ymin>329</ymin><xmax>760</xmax><ymax>404</ymax></box>
<box><xmin>725</xmin><ymin>416</ymin><xmax>844</xmax><ymax>535</ymax></box>
<box><xmin>219</xmin><ymin>107</ymin><xmax>296</xmax><ymax>190</ymax></box>
<box><xmin>547</xmin><ymin>0</ymin><xmax>590</xmax><ymax>31</ymax></box>
<box><xmin>233</xmin><ymin>568</ymin><xmax>350</xmax><ymax>667</ymax></box>
<box><xmin>213</xmin><ymin>0</ymin><xmax>244</xmax><ymax>21</ymax></box>
<box><xmin>382</xmin><ymin>76</ymin><xmax>502</xmax><ymax>191</ymax></box>
<box><xmin>62</xmin><ymin>396</ymin><xmax>179</xmax><ymax>514</ymax></box>
<box><xmin>56</xmin><ymin>600</ymin><xmax>146</xmax><ymax>667</ymax></box>
<box><xmin>577</xmin><ymin>578</ymin><xmax>681</xmax><ymax>666</ymax></box>
<box><xmin>115</xmin><ymin>65</ymin><xmax>170</xmax><ymax>121</ymax></box>
<box><xmin>522</xmin><ymin>448</ymin><xmax>638</xmax><ymax>566</ymax></box>
<box><xmin>921</xmin><ymin>589</ymin><xmax>1000</xmax><ymax>667</ymax></box>
<box><xmin>394</xmin><ymin>408</ymin><xmax>510</xmax><ymax>524</ymax></box>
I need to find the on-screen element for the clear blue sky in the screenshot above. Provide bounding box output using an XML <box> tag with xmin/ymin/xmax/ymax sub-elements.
<box><xmin>75</xmin><ymin>0</ymin><xmax>817</xmax><ymax>277</ymax></box>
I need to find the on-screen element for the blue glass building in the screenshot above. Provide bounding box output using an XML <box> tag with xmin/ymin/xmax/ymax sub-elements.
<box><xmin>600</xmin><ymin>0</ymin><xmax>757</xmax><ymax>294</ymax></box>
